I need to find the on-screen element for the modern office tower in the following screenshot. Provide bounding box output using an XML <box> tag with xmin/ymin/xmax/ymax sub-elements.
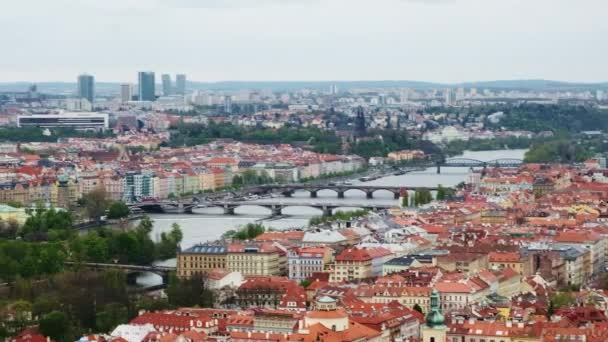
<box><xmin>120</xmin><ymin>84</ymin><xmax>133</xmax><ymax>103</ymax></box>
<box><xmin>329</xmin><ymin>84</ymin><xmax>338</xmax><ymax>95</ymax></box>
<box><xmin>162</xmin><ymin>74</ymin><xmax>172</xmax><ymax>96</ymax></box>
<box><xmin>456</xmin><ymin>87</ymin><xmax>465</xmax><ymax>101</ymax></box>
<box><xmin>224</xmin><ymin>95</ymin><xmax>233</xmax><ymax>114</ymax></box>
<box><xmin>138</xmin><ymin>72</ymin><xmax>156</xmax><ymax>101</ymax></box>
<box><xmin>444</xmin><ymin>88</ymin><xmax>456</xmax><ymax>105</ymax></box>
<box><xmin>176</xmin><ymin>74</ymin><xmax>186</xmax><ymax>95</ymax></box>
<box><xmin>77</xmin><ymin>74</ymin><xmax>95</xmax><ymax>103</ymax></box>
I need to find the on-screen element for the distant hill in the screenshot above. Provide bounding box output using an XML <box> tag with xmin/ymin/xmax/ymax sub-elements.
<box><xmin>1</xmin><ymin>79</ymin><xmax>607</xmax><ymax>94</ymax></box>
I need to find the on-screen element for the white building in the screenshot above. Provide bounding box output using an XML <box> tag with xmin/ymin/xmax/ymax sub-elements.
<box><xmin>17</xmin><ymin>112</ymin><xmax>109</xmax><ymax>130</ymax></box>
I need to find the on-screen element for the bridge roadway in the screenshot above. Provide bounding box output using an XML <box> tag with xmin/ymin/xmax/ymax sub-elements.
<box><xmin>203</xmin><ymin>200</ymin><xmax>397</xmax><ymax>216</ymax></box>
<box><xmin>64</xmin><ymin>261</ymin><xmax>175</xmax><ymax>284</ymax></box>
<box><xmin>256</xmin><ymin>184</ymin><xmax>439</xmax><ymax>199</ymax></box>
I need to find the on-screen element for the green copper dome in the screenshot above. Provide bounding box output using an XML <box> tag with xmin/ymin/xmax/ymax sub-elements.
<box><xmin>425</xmin><ymin>289</ymin><xmax>446</xmax><ymax>328</ymax></box>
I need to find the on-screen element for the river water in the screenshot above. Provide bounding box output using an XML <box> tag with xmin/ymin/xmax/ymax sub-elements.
<box><xmin>138</xmin><ymin>149</ymin><xmax>527</xmax><ymax>285</ymax></box>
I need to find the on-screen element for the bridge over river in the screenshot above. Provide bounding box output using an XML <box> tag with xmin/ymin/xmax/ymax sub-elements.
<box><xmin>132</xmin><ymin>200</ymin><xmax>397</xmax><ymax>217</ymax></box>
<box><xmin>65</xmin><ymin>261</ymin><xmax>175</xmax><ymax>285</ymax></box>
<box><xmin>255</xmin><ymin>184</ymin><xmax>440</xmax><ymax>199</ymax></box>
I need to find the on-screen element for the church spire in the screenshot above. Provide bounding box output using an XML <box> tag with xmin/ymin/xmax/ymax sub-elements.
<box><xmin>425</xmin><ymin>289</ymin><xmax>446</xmax><ymax>328</ymax></box>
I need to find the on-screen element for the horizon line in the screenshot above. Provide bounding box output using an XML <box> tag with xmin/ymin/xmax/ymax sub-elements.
<box><xmin>1</xmin><ymin>78</ymin><xmax>607</xmax><ymax>85</ymax></box>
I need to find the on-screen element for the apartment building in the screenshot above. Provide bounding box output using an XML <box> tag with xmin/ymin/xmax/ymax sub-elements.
<box><xmin>226</xmin><ymin>243</ymin><xmax>282</xmax><ymax>276</ymax></box>
<box><xmin>287</xmin><ymin>246</ymin><xmax>333</xmax><ymax>281</ymax></box>
<box><xmin>177</xmin><ymin>244</ymin><xmax>227</xmax><ymax>278</ymax></box>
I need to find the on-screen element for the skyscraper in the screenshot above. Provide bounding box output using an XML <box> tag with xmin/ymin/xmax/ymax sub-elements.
<box><xmin>138</xmin><ymin>72</ymin><xmax>156</xmax><ymax>101</ymax></box>
<box><xmin>77</xmin><ymin>74</ymin><xmax>95</xmax><ymax>103</ymax></box>
<box><xmin>120</xmin><ymin>84</ymin><xmax>133</xmax><ymax>103</ymax></box>
<box><xmin>224</xmin><ymin>95</ymin><xmax>233</xmax><ymax>114</ymax></box>
<box><xmin>176</xmin><ymin>74</ymin><xmax>186</xmax><ymax>95</ymax></box>
<box><xmin>444</xmin><ymin>88</ymin><xmax>456</xmax><ymax>105</ymax></box>
<box><xmin>161</xmin><ymin>74</ymin><xmax>172</xmax><ymax>96</ymax></box>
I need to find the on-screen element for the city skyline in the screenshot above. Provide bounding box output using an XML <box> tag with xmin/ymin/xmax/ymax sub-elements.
<box><xmin>1</xmin><ymin>0</ymin><xmax>607</xmax><ymax>83</ymax></box>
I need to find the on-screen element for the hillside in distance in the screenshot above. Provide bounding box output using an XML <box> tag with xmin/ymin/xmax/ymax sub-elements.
<box><xmin>1</xmin><ymin>79</ymin><xmax>607</xmax><ymax>94</ymax></box>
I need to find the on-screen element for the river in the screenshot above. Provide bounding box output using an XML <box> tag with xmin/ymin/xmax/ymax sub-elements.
<box><xmin>137</xmin><ymin>149</ymin><xmax>527</xmax><ymax>286</ymax></box>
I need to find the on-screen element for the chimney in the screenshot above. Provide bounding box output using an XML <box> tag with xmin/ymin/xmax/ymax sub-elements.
<box><xmin>468</xmin><ymin>317</ymin><xmax>476</xmax><ymax>325</ymax></box>
<box><xmin>517</xmin><ymin>322</ymin><xmax>524</xmax><ymax>328</ymax></box>
<box><xmin>506</xmin><ymin>320</ymin><xmax>512</xmax><ymax>328</ymax></box>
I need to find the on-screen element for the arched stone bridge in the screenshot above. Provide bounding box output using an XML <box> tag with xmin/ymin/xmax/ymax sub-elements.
<box><xmin>206</xmin><ymin>201</ymin><xmax>396</xmax><ymax>217</ymax></box>
<box><xmin>65</xmin><ymin>261</ymin><xmax>175</xmax><ymax>285</ymax></box>
<box><xmin>256</xmin><ymin>185</ymin><xmax>440</xmax><ymax>199</ymax></box>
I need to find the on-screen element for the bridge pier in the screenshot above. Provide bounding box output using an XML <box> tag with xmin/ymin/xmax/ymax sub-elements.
<box><xmin>223</xmin><ymin>206</ymin><xmax>235</xmax><ymax>215</ymax></box>
<box><xmin>271</xmin><ymin>206</ymin><xmax>283</xmax><ymax>216</ymax></box>
<box><xmin>282</xmin><ymin>191</ymin><xmax>293</xmax><ymax>198</ymax></box>
<box><xmin>393</xmin><ymin>192</ymin><xmax>400</xmax><ymax>199</ymax></box>
<box><xmin>310</xmin><ymin>190</ymin><xmax>318</xmax><ymax>198</ymax></box>
<box><xmin>337</xmin><ymin>191</ymin><xmax>345</xmax><ymax>199</ymax></box>
<box><xmin>161</xmin><ymin>273</ymin><xmax>169</xmax><ymax>285</ymax></box>
<box><xmin>322</xmin><ymin>207</ymin><xmax>333</xmax><ymax>217</ymax></box>
<box><xmin>436</xmin><ymin>164</ymin><xmax>441</xmax><ymax>174</ymax></box>
<box><xmin>366</xmin><ymin>191</ymin><xmax>373</xmax><ymax>199</ymax></box>
<box><xmin>127</xmin><ymin>272</ymin><xmax>138</xmax><ymax>285</ymax></box>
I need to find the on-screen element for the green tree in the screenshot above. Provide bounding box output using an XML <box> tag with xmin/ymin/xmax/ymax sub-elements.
<box><xmin>436</xmin><ymin>185</ymin><xmax>447</xmax><ymax>201</ymax></box>
<box><xmin>157</xmin><ymin>223</ymin><xmax>184</xmax><ymax>260</ymax></box>
<box><xmin>95</xmin><ymin>303</ymin><xmax>128</xmax><ymax>333</ymax></box>
<box><xmin>401</xmin><ymin>191</ymin><xmax>409</xmax><ymax>207</ymax></box>
<box><xmin>167</xmin><ymin>273</ymin><xmax>207</xmax><ymax>307</ymax></box>
<box><xmin>83</xmin><ymin>187</ymin><xmax>110</xmax><ymax>222</ymax></box>
<box><xmin>413</xmin><ymin>303</ymin><xmax>424</xmax><ymax>314</ymax></box>
<box><xmin>39</xmin><ymin>311</ymin><xmax>69</xmax><ymax>342</ymax></box>
<box><xmin>21</xmin><ymin>205</ymin><xmax>73</xmax><ymax>241</ymax></box>
<box><xmin>107</xmin><ymin>201</ymin><xmax>130</xmax><ymax>219</ymax></box>
<box><xmin>33</xmin><ymin>294</ymin><xmax>60</xmax><ymax>318</ymax></box>
<box><xmin>550</xmin><ymin>292</ymin><xmax>575</xmax><ymax>309</ymax></box>
<box><xmin>233</xmin><ymin>223</ymin><xmax>266</xmax><ymax>240</ymax></box>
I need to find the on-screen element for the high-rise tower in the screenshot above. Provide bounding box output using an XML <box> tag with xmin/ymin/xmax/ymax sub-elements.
<box><xmin>77</xmin><ymin>74</ymin><xmax>95</xmax><ymax>103</ymax></box>
<box><xmin>138</xmin><ymin>72</ymin><xmax>156</xmax><ymax>101</ymax></box>
<box><xmin>161</xmin><ymin>74</ymin><xmax>172</xmax><ymax>96</ymax></box>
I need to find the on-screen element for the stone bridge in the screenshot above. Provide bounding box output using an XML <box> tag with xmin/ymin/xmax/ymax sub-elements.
<box><xmin>65</xmin><ymin>261</ymin><xmax>175</xmax><ymax>285</ymax></box>
<box><xmin>256</xmin><ymin>185</ymin><xmax>439</xmax><ymax>199</ymax></box>
<box><xmin>205</xmin><ymin>201</ymin><xmax>396</xmax><ymax>217</ymax></box>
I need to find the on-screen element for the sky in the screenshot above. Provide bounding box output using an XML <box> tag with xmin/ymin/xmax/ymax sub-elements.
<box><xmin>1</xmin><ymin>0</ymin><xmax>607</xmax><ymax>83</ymax></box>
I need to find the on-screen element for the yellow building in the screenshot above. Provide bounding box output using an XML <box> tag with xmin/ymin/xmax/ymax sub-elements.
<box><xmin>437</xmin><ymin>252</ymin><xmax>488</xmax><ymax>275</ymax></box>
<box><xmin>329</xmin><ymin>248</ymin><xmax>373</xmax><ymax>283</ymax></box>
<box><xmin>177</xmin><ymin>243</ymin><xmax>283</xmax><ymax>278</ymax></box>
<box><xmin>50</xmin><ymin>176</ymin><xmax>79</xmax><ymax>209</ymax></box>
<box><xmin>488</xmin><ymin>251</ymin><xmax>532</xmax><ymax>276</ymax></box>
<box><xmin>0</xmin><ymin>182</ymin><xmax>29</xmax><ymax>205</ymax></box>
<box><xmin>177</xmin><ymin>244</ymin><xmax>227</xmax><ymax>278</ymax></box>
<box><xmin>353</xmin><ymin>285</ymin><xmax>432</xmax><ymax>313</ymax></box>
<box><xmin>226</xmin><ymin>243</ymin><xmax>281</xmax><ymax>276</ymax></box>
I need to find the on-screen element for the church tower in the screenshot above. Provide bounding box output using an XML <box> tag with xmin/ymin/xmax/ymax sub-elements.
<box><xmin>422</xmin><ymin>289</ymin><xmax>447</xmax><ymax>342</ymax></box>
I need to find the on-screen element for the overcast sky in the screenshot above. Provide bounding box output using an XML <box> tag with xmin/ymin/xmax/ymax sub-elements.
<box><xmin>1</xmin><ymin>0</ymin><xmax>606</xmax><ymax>83</ymax></box>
